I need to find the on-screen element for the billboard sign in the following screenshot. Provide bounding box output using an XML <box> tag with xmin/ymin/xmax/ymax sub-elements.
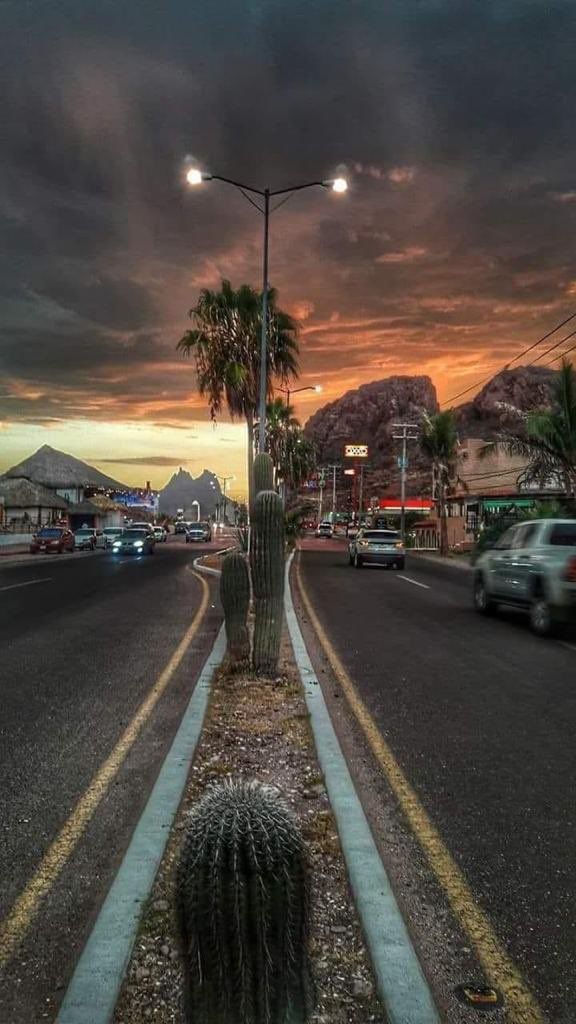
<box><xmin>344</xmin><ymin>444</ymin><xmax>368</xmax><ymax>458</ymax></box>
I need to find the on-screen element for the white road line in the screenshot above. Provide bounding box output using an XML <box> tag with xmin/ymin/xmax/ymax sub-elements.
<box><xmin>0</xmin><ymin>577</ymin><xmax>52</xmax><ymax>593</ymax></box>
<box><xmin>397</xmin><ymin>574</ymin><xmax>430</xmax><ymax>590</ymax></box>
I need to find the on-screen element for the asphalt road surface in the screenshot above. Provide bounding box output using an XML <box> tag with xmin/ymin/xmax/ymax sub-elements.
<box><xmin>0</xmin><ymin>536</ymin><xmax>222</xmax><ymax>1023</ymax></box>
<box><xmin>298</xmin><ymin>545</ymin><xmax>576</xmax><ymax>1023</ymax></box>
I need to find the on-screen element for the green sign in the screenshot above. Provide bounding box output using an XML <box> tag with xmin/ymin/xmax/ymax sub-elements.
<box><xmin>483</xmin><ymin>499</ymin><xmax>534</xmax><ymax>511</ymax></box>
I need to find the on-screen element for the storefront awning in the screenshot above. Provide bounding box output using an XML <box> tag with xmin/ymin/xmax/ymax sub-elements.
<box><xmin>482</xmin><ymin>498</ymin><xmax>535</xmax><ymax>511</ymax></box>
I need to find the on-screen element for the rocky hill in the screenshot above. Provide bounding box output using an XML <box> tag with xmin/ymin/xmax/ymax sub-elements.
<box><xmin>159</xmin><ymin>467</ymin><xmax>228</xmax><ymax>518</ymax></box>
<box><xmin>454</xmin><ymin>365</ymin><xmax>556</xmax><ymax>438</ymax></box>
<box><xmin>304</xmin><ymin>366</ymin><xmax>558</xmax><ymax>497</ymax></box>
<box><xmin>304</xmin><ymin>376</ymin><xmax>438</xmax><ymax>496</ymax></box>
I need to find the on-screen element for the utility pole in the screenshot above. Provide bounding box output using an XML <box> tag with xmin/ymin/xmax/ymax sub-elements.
<box><xmin>327</xmin><ymin>464</ymin><xmax>339</xmax><ymax>521</ymax></box>
<box><xmin>392</xmin><ymin>423</ymin><xmax>419</xmax><ymax>542</ymax></box>
<box><xmin>318</xmin><ymin>468</ymin><xmax>326</xmax><ymax>522</ymax></box>
<box><xmin>358</xmin><ymin>463</ymin><xmax>365</xmax><ymax>520</ymax></box>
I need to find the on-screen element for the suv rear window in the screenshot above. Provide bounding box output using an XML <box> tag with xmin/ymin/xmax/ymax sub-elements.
<box><xmin>362</xmin><ymin>531</ymin><xmax>399</xmax><ymax>541</ymax></box>
<box><xmin>38</xmin><ymin>528</ymin><xmax>63</xmax><ymax>538</ymax></box>
<box><xmin>549</xmin><ymin>523</ymin><xmax>576</xmax><ymax>546</ymax></box>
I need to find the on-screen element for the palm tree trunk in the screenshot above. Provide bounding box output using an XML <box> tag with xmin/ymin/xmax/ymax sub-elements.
<box><xmin>439</xmin><ymin>477</ymin><xmax>449</xmax><ymax>557</ymax></box>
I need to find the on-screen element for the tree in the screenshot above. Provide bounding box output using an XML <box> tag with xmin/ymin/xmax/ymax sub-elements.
<box><xmin>486</xmin><ymin>359</ymin><xmax>576</xmax><ymax>497</ymax></box>
<box><xmin>281</xmin><ymin>430</ymin><xmax>317</xmax><ymax>496</ymax></box>
<box><xmin>420</xmin><ymin>409</ymin><xmax>459</xmax><ymax>556</ymax></box>
<box><xmin>177</xmin><ymin>280</ymin><xmax>299</xmax><ymax>507</ymax></box>
<box><xmin>265</xmin><ymin>397</ymin><xmax>298</xmax><ymax>480</ymax></box>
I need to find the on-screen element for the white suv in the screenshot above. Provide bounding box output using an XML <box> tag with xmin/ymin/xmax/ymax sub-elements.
<box><xmin>473</xmin><ymin>519</ymin><xmax>576</xmax><ymax>636</ymax></box>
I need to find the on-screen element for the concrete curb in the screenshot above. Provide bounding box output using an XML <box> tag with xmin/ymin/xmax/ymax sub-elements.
<box><xmin>192</xmin><ymin>545</ymin><xmax>235</xmax><ymax>577</ymax></box>
<box><xmin>57</xmin><ymin>624</ymin><xmax>227</xmax><ymax>1024</ymax></box>
<box><xmin>284</xmin><ymin>553</ymin><xmax>440</xmax><ymax>1024</ymax></box>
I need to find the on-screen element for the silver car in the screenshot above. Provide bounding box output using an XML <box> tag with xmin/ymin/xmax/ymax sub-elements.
<box><xmin>349</xmin><ymin>528</ymin><xmax>405</xmax><ymax>569</ymax></box>
<box><xmin>473</xmin><ymin>519</ymin><xmax>576</xmax><ymax>635</ymax></box>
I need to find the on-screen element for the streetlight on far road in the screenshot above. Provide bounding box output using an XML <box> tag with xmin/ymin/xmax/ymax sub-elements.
<box><xmin>276</xmin><ymin>383</ymin><xmax>322</xmax><ymax>409</ymax></box>
<box><xmin>184</xmin><ymin>165</ymin><xmax>348</xmax><ymax>452</ymax></box>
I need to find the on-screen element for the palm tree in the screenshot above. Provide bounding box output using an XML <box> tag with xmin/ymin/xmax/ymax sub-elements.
<box><xmin>281</xmin><ymin>430</ymin><xmax>317</xmax><ymax>497</ymax></box>
<box><xmin>177</xmin><ymin>280</ymin><xmax>299</xmax><ymax>506</ymax></box>
<box><xmin>486</xmin><ymin>359</ymin><xmax>576</xmax><ymax>497</ymax></box>
<box><xmin>265</xmin><ymin>397</ymin><xmax>298</xmax><ymax>482</ymax></box>
<box><xmin>420</xmin><ymin>409</ymin><xmax>459</xmax><ymax>556</ymax></box>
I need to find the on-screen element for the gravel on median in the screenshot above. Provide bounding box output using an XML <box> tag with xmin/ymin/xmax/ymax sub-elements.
<box><xmin>113</xmin><ymin>630</ymin><xmax>386</xmax><ymax>1024</ymax></box>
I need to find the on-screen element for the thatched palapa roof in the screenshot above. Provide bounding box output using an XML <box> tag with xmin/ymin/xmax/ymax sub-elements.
<box><xmin>0</xmin><ymin>476</ymin><xmax>68</xmax><ymax>510</ymax></box>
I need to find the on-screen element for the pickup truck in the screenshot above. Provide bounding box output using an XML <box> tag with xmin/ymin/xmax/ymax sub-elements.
<box><xmin>473</xmin><ymin>519</ymin><xmax>576</xmax><ymax>636</ymax></box>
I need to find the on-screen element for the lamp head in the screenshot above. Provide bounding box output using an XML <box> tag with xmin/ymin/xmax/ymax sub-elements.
<box><xmin>186</xmin><ymin>167</ymin><xmax>205</xmax><ymax>186</ymax></box>
<box><xmin>331</xmin><ymin>177</ymin><xmax>348</xmax><ymax>194</ymax></box>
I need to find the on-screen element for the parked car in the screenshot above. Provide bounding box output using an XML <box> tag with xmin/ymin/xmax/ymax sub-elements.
<box><xmin>174</xmin><ymin>521</ymin><xmax>187</xmax><ymax>534</ymax></box>
<box><xmin>30</xmin><ymin>526</ymin><xmax>75</xmax><ymax>554</ymax></box>
<box><xmin>186</xmin><ymin>521</ymin><xmax>212</xmax><ymax>543</ymax></box>
<box><xmin>110</xmin><ymin>528</ymin><xmax>155</xmax><ymax>556</ymax></box>
<box><xmin>128</xmin><ymin>521</ymin><xmax>154</xmax><ymax>534</ymax></box>
<box><xmin>316</xmin><ymin>521</ymin><xmax>334</xmax><ymax>538</ymax></box>
<box><xmin>102</xmin><ymin>527</ymin><xmax>124</xmax><ymax>548</ymax></box>
<box><xmin>74</xmin><ymin>528</ymin><xmax>100</xmax><ymax>550</ymax></box>
<box><xmin>473</xmin><ymin>519</ymin><xmax>576</xmax><ymax>636</ymax></box>
<box><xmin>153</xmin><ymin>526</ymin><xmax>167</xmax><ymax>543</ymax></box>
<box><xmin>349</xmin><ymin>528</ymin><xmax>405</xmax><ymax>569</ymax></box>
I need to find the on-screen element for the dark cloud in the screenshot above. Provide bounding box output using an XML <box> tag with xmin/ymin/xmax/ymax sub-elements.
<box><xmin>2</xmin><ymin>0</ymin><xmax>576</xmax><ymax>424</ymax></box>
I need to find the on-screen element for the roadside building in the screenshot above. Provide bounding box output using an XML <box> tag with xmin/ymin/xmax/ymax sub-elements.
<box><xmin>0</xmin><ymin>476</ymin><xmax>68</xmax><ymax>530</ymax></box>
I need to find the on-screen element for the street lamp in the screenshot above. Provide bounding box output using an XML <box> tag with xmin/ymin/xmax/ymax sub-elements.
<box><xmin>185</xmin><ymin>166</ymin><xmax>347</xmax><ymax>452</ymax></box>
<box><xmin>276</xmin><ymin>383</ymin><xmax>322</xmax><ymax>409</ymax></box>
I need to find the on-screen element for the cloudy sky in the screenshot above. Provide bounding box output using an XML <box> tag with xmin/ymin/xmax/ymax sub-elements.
<box><xmin>2</xmin><ymin>0</ymin><xmax>576</xmax><ymax>494</ymax></box>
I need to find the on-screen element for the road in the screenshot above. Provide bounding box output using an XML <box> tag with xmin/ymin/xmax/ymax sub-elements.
<box><xmin>0</xmin><ymin>537</ymin><xmax>222</xmax><ymax>1023</ymax></box>
<box><xmin>297</xmin><ymin>543</ymin><xmax>576</xmax><ymax>1024</ymax></box>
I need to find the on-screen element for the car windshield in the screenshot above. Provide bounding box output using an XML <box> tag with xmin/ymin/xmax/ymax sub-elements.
<box><xmin>549</xmin><ymin>523</ymin><xmax>576</xmax><ymax>546</ymax></box>
<box><xmin>75</xmin><ymin>530</ymin><xmax>92</xmax><ymax>536</ymax></box>
<box><xmin>38</xmin><ymin>528</ymin><xmax>62</xmax><ymax>538</ymax></box>
<box><xmin>362</xmin><ymin>531</ymin><xmax>399</xmax><ymax>541</ymax></box>
<box><xmin>104</xmin><ymin>528</ymin><xmax>122</xmax><ymax>535</ymax></box>
<box><xmin>123</xmin><ymin>530</ymin><xmax>148</xmax><ymax>539</ymax></box>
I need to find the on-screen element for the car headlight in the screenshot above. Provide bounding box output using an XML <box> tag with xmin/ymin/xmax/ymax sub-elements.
<box><xmin>134</xmin><ymin>541</ymin><xmax>143</xmax><ymax>548</ymax></box>
<box><xmin>113</xmin><ymin>541</ymin><xmax>121</xmax><ymax>548</ymax></box>
<box><xmin>358</xmin><ymin>540</ymin><xmax>369</xmax><ymax>547</ymax></box>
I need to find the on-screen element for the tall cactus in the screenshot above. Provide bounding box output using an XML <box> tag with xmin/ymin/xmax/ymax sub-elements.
<box><xmin>220</xmin><ymin>551</ymin><xmax>250</xmax><ymax>665</ymax></box>
<box><xmin>176</xmin><ymin>779</ymin><xmax>314</xmax><ymax>1024</ymax></box>
<box><xmin>253</xmin><ymin>452</ymin><xmax>275</xmax><ymax>500</ymax></box>
<box><xmin>251</xmin><ymin>489</ymin><xmax>285</xmax><ymax>675</ymax></box>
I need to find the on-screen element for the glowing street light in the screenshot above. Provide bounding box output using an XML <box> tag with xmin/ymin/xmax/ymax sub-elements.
<box><xmin>276</xmin><ymin>383</ymin><xmax>322</xmax><ymax>408</ymax></box>
<box><xmin>184</xmin><ymin>164</ymin><xmax>348</xmax><ymax>452</ymax></box>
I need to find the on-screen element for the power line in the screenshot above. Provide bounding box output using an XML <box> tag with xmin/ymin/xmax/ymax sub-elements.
<box><xmin>541</xmin><ymin>338</ymin><xmax>576</xmax><ymax>368</ymax></box>
<box><xmin>443</xmin><ymin>311</ymin><xmax>576</xmax><ymax>405</ymax></box>
<box><xmin>527</xmin><ymin>327</ymin><xmax>576</xmax><ymax>367</ymax></box>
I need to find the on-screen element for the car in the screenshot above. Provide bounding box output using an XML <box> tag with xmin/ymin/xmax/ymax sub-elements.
<box><xmin>102</xmin><ymin>526</ymin><xmax>124</xmax><ymax>548</ymax></box>
<box><xmin>186</xmin><ymin>521</ymin><xmax>212</xmax><ymax>543</ymax></box>
<box><xmin>110</xmin><ymin>528</ymin><xmax>155</xmax><ymax>556</ymax></box>
<box><xmin>349</xmin><ymin>528</ymin><xmax>405</xmax><ymax>569</ymax></box>
<box><xmin>128</xmin><ymin>521</ymin><xmax>155</xmax><ymax>535</ymax></box>
<box><xmin>74</xmin><ymin>528</ymin><xmax>100</xmax><ymax>550</ymax></box>
<box><xmin>316</xmin><ymin>521</ymin><xmax>334</xmax><ymax>538</ymax></box>
<box><xmin>30</xmin><ymin>526</ymin><xmax>75</xmax><ymax>554</ymax></box>
<box><xmin>153</xmin><ymin>526</ymin><xmax>167</xmax><ymax>543</ymax></box>
<box><xmin>473</xmin><ymin>519</ymin><xmax>576</xmax><ymax>636</ymax></box>
<box><xmin>174</xmin><ymin>521</ymin><xmax>187</xmax><ymax>534</ymax></box>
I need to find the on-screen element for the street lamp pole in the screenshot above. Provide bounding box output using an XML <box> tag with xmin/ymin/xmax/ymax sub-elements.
<box><xmin>258</xmin><ymin>189</ymin><xmax>271</xmax><ymax>454</ymax></box>
<box><xmin>185</xmin><ymin>167</ymin><xmax>346</xmax><ymax>450</ymax></box>
<box><xmin>276</xmin><ymin>383</ymin><xmax>322</xmax><ymax>410</ymax></box>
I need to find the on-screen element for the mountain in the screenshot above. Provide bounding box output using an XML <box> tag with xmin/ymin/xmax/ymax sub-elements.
<box><xmin>159</xmin><ymin>467</ymin><xmax>229</xmax><ymax>517</ymax></box>
<box><xmin>304</xmin><ymin>366</ymin><xmax>560</xmax><ymax>497</ymax></box>
<box><xmin>454</xmin><ymin>365</ymin><xmax>557</xmax><ymax>438</ymax></box>
<box><xmin>304</xmin><ymin>375</ymin><xmax>439</xmax><ymax>495</ymax></box>
<box><xmin>1</xmin><ymin>444</ymin><xmax>127</xmax><ymax>490</ymax></box>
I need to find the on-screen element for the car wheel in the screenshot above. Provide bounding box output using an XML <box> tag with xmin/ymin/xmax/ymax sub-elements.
<box><xmin>473</xmin><ymin>574</ymin><xmax>495</xmax><ymax>615</ymax></box>
<box><xmin>354</xmin><ymin>554</ymin><xmax>363</xmax><ymax>569</ymax></box>
<box><xmin>529</xmin><ymin>593</ymin><xmax>554</xmax><ymax>637</ymax></box>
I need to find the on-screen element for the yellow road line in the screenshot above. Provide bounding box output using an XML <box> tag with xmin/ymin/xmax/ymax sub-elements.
<box><xmin>295</xmin><ymin>558</ymin><xmax>545</xmax><ymax>1024</ymax></box>
<box><xmin>0</xmin><ymin>572</ymin><xmax>210</xmax><ymax>968</ymax></box>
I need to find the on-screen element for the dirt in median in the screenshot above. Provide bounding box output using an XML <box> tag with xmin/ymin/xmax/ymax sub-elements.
<box><xmin>113</xmin><ymin>631</ymin><xmax>386</xmax><ymax>1024</ymax></box>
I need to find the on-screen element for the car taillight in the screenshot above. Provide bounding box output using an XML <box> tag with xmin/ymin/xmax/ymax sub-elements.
<box><xmin>564</xmin><ymin>555</ymin><xmax>576</xmax><ymax>582</ymax></box>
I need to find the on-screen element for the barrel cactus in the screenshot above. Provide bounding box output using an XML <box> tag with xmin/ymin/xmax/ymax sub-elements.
<box><xmin>220</xmin><ymin>551</ymin><xmax>250</xmax><ymax>665</ymax></box>
<box><xmin>176</xmin><ymin>779</ymin><xmax>314</xmax><ymax>1024</ymax></box>
<box><xmin>253</xmin><ymin>452</ymin><xmax>275</xmax><ymax>498</ymax></box>
<box><xmin>251</xmin><ymin>489</ymin><xmax>285</xmax><ymax>675</ymax></box>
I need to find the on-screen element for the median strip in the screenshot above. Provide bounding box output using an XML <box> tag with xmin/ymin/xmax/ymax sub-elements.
<box><xmin>0</xmin><ymin>572</ymin><xmax>210</xmax><ymax>969</ymax></box>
